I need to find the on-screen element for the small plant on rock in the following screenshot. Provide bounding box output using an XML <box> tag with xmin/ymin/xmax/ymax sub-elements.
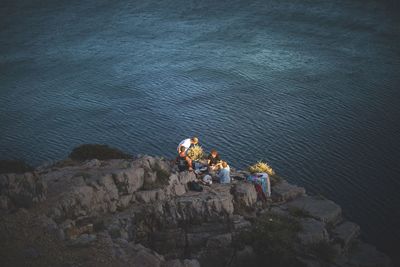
<box><xmin>248</xmin><ymin>161</ymin><xmax>275</xmax><ymax>176</ymax></box>
<box><xmin>186</xmin><ymin>145</ymin><xmax>204</xmax><ymax>161</ymax></box>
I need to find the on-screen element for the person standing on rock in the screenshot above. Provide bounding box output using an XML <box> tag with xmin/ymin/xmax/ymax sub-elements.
<box><xmin>176</xmin><ymin>146</ymin><xmax>193</xmax><ymax>172</ymax></box>
<box><xmin>177</xmin><ymin>137</ymin><xmax>199</xmax><ymax>154</ymax></box>
<box><xmin>217</xmin><ymin>161</ymin><xmax>231</xmax><ymax>184</ymax></box>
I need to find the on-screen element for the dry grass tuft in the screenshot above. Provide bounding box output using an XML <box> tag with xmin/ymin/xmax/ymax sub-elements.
<box><xmin>248</xmin><ymin>161</ymin><xmax>275</xmax><ymax>176</ymax></box>
<box><xmin>186</xmin><ymin>145</ymin><xmax>205</xmax><ymax>161</ymax></box>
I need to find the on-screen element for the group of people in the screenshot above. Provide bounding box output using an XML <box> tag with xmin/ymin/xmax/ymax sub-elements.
<box><xmin>176</xmin><ymin>137</ymin><xmax>231</xmax><ymax>184</ymax></box>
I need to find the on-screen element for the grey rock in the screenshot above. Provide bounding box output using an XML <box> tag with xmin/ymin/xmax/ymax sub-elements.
<box><xmin>272</xmin><ymin>180</ymin><xmax>305</xmax><ymax>202</ymax></box>
<box><xmin>187</xmin><ymin>222</ymin><xmax>230</xmax><ymax>249</ymax></box>
<box><xmin>231</xmin><ymin>215</ymin><xmax>251</xmax><ymax>231</ymax></box>
<box><xmin>232</xmin><ymin>182</ymin><xmax>257</xmax><ymax>208</ymax></box>
<box><xmin>172</xmin><ymin>183</ymin><xmax>187</xmax><ymax>196</ymax></box>
<box><xmin>163</xmin><ymin>259</ymin><xmax>183</xmax><ymax>267</ymax></box>
<box><xmin>23</xmin><ymin>247</ymin><xmax>40</xmax><ymax>259</ymax></box>
<box><xmin>297</xmin><ymin>257</ymin><xmax>323</xmax><ymax>267</ymax></box>
<box><xmin>183</xmin><ymin>259</ymin><xmax>200</xmax><ymax>267</ymax></box>
<box><xmin>131</xmin><ymin>244</ymin><xmax>165</xmax><ymax>267</ymax></box>
<box><xmin>135</xmin><ymin>189</ymin><xmax>164</xmax><ymax>203</ymax></box>
<box><xmin>82</xmin><ymin>159</ymin><xmax>101</xmax><ymax>168</ymax></box>
<box><xmin>348</xmin><ymin>240</ymin><xmax>392</xmax><ymax>267</ymax></box>
<box><xmin>112</xmin><ymin>167</ymin><xmax>144</xmax><ymax>195</ymax></box>
<box><xmin>232</xmin><ymin>245</ymin><xmax>256</xmax><ymax>267</ymax></box>
<box><xmin>152</xmin><ymin>228</ymin><xmax>186</xmax><ymax>255</ymax></box>
<box><xmin>67</xmin><ymin>234</ymin><xmax>97</xmax><ymax>247</ymax></box>
<box><xmin>284</xmin><ymin>196</ymin><xmax>342</xmax><ymax>224</ymax></box>
<box><xmin>171</xmin><ymin>185</ymin><xmax>234</xmax><ymax>222</ymax></box>
<box><xmin>298</xmin><ymin>218</ymin><xmax>329</xmax><ymax>245</ymax></box>
<box><xmin>266</xmin><ymin>206</ymin><xmax>291</xmax><ymax>217</ymax></box>
<box><xmin>0</xmin><ymin>195</ymin><xmax>9</xmax><ymax>209</ymax></box>
<box><xmin>144</xmin><ymin>170</ymin><xmax>158</xmax><ymax>184</ymax></box>
<box><xmin>206</xmin><ymin>233</ymin><xmax>232</xmax><ymax>248</ymax></box>
<box><xmin>178</xmin><ymin>171</ymin><xmax>197</xmax><ymax>185</ymax></box>
<box><xmin>331</xmin><ymin>221</ymin><xmax>360</xmax><ymax>249</ymax></box>
<box><xmin>0</xmin><ymin>172</ymin><xmax>47</xmax><ymax>209</ymax></box>
<box><xmin>117</xmin><ymin>194</ymin><xmax>132</xmax><ymax>209</ymax></box>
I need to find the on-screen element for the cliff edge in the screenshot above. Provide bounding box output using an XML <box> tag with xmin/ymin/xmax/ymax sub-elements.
<box><xmin>0</xmin><ymin>155</ymin><xmax>393</xmax><ymax>267</ymax></box>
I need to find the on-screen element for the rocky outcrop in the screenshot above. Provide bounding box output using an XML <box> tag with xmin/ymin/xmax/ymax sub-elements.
<box><xmin>271</xmin><ymin>180</ymin><xmax>305</xmax><ymax>202</ymax></box>
<box><xmin>284</xmin><ymin>195</ymin><xmax>342</xmax><ymax>224</ymax></box>
<box><xmin>332</xmin><ymin>221</ymin><xmax>360</xmax><ymax>250</ymax></box>
<box><xmin>0</xmin><ymin>155</ymin><xmax>393</xmax><ymax>267</ymax></box>
<box><xmin>232</xmin><ymin>182</ymin><xmax>257</xmax><ymax>210</ymax></box>
<box><xmin>298</xmin><ymin>218</ymin><xmax>329</xmax><ymax>245</ymax></box>
<box><xmin>0</xmin><ymin>172</ymin><xmax>47</xmax><ymax>210</ymax></box>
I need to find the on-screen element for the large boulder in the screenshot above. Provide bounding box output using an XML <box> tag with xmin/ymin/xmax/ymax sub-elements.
<box><xmin>232</xmin><ymin>182</ymin><xmax>257</xmax><ymax>209</ymax></box>
<box><xmin>186</xmin><ymin>222</ymin><xmax>231</xmax><ymax>249</ymax></box>
<box><xmin>231</xmin><ymin>214</ymin><xmax>251</xmax><ymax>232</ymax></box>
<box><xmin>348</xmin><ymin>240</ymin><xmax>392</xmax><ymax>267</ymax></box>
<box><xmin>177</xmin><ymin>171</ymin><xmax>197</xmax><ymax>185</ymax></box>
<box><xmin>331</xmin><ymin>221</ymin><xmax>360</xmax><ymax>250</ymax></box>
<box><xmin>135</xmin><ymin>189</ymin><xmax>166</xmax><ymax>203</ymax></box>
<box><xmin>298</xmin><ymin>218</ymin><xmax>329</xmax><ymax>245</ymax></box>
<box><xmin>112</xmin><ymin>167</ymin><xmax>145</xmax><ymax>195</ymax></box>
<box><xmin>152</xmin><ymin>228</ymin><xmax>186</xmax><ymax>257</ymax></box>
<box><xmin>0</xmin><ymin>172</ymin><xmax>47</xmax><ymax>209</ymax></box>
<box><xmin>284</xmin><ymin>196</ymin><xmax>342</xmax><ymax>224</ymax></box>
<box><xmin>131</xmin><ymin>244</ymin><xmax>165</xmax><ymax>267</ymax></box>
<box><xmin>271</xmin><ymin>180</ymin><xmax>305</xmax><ymax>202</ymax></box>
<box><xmin>168</xmin><ymin>184</ymin><xmax>234</xmax><ymax>223</ymax></box>
<box><xmin>163</xmin><ymin>259</ymin><xmax>200</xmax><ymax>267</ymax></box>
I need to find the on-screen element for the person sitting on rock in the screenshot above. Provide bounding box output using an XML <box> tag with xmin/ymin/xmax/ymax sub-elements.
<box><xmin>217</xmin><ymin>161</ymin><xmax>231</xmax><ymax>184</ymax></box>
<box><xmin>177</xmin><ymin>137</ymin><xmax>199</xmax><ymax>154</ymax></box>
<box><xmin>207</xmin><ymin>149</ymin><xmax>221</xmax><ymax>171</ymax></box>
<box><xmin>176</xmin><ymin>146</ymin><xmax>193</xmax><ymax>172</ymax></box>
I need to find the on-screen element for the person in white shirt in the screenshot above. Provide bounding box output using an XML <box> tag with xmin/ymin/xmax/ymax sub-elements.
<box><xmin>177</xmin><ymin>137</ymin><xmax>199</xmax><ymax>153</ymax></box>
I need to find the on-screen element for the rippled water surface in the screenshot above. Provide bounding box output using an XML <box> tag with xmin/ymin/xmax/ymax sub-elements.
<box><xmin>1</xmin><ymin>0</ymin><xmax>400</xmax><ymax>262</ymax></box>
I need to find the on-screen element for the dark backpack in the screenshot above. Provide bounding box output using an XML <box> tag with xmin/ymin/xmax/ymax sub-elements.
<box><xmin>188</xmin><ymin>181</ymin><xmax>203</xmax><ymax>192</ymax></box>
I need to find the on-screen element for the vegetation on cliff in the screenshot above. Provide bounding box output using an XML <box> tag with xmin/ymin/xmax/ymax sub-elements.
<box><xmin>69</xmin><ymin>144</ymin><xmax>132</xmax><ymax>161</ymax></box>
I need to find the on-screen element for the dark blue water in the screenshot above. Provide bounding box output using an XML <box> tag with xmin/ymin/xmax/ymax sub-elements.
<box><xmin>1</xmin><ymin>0</ymin><xmax>399</xmax><ymax>262</ymax></box>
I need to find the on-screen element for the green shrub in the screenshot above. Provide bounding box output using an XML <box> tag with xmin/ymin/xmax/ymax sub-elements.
<box><xmin>0</xmin><ymin>160</ymin><xmax>33</xmax><ymax>174</ymax></box>
<box><xmin>235</xmin><ymin>213</ymin><xmax>304</xmax><ymax>266</ymax></box>
<box><xmin>69</xmin><ymin>144</ymin><xmax>131</xmax><ymax>161</ymax></box>
<box><xmin>248</xmin><ymin>161</ymin><xmax>275</xmax><ymax>176</ymax></box>
<box><xmin>186</xmin><ymin>145</ymin><xmax>204</xmax><ymax>161</ymax></box>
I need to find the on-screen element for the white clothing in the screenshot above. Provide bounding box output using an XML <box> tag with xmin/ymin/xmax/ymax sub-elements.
<box><xmin>177</xmin><ymin>138</ymin><xmax>191</xmax><ymax>152</ymax></box>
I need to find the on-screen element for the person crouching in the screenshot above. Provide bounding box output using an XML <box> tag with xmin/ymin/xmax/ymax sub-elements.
<box><xmin>176</xmin><ymin>146</ymin><xmax>193</xmax><ymax>172</ymax></box>
<box><xmin>207</xmin><ymin>149</ymin><xmax>221</xmax><ymax>171</ymax></box>
<box><xmin>217</xmin><ymin>161</ymin><xmax>231</xmax><ymax>184</ymax></box>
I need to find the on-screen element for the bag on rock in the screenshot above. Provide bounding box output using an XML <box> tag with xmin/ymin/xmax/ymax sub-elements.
<box><xmin>187</xmin><ymin>181</ymin><xmax>203</xmax><ymax>192</ymax></box>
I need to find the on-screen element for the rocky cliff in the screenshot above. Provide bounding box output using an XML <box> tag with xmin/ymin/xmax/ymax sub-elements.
<box><xmin>0</xmin><ymin>156</ymin><xmax>393</xmax><ymax>267</ymax></box>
